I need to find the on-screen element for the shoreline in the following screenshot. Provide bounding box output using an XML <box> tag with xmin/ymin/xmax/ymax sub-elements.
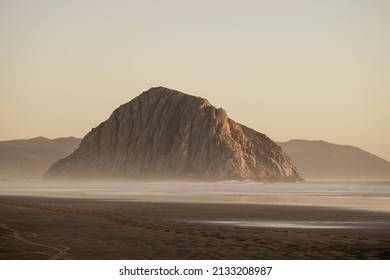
<box><xmin>1</xmin><ymin>180</ymin><xmax>390</xmax><ymax>213</ymax></box>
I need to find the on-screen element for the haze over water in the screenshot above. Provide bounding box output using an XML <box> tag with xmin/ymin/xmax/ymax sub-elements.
<box><xmin>1</xmin><ymin>181</ymin><xmax>389</xmax><ymax>213</ymax></box>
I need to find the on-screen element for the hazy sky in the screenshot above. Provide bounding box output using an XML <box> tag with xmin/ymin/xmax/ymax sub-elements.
<box><xmin>1</xmin><ymin>0</ymin><xmax>389</xmax><ymax>160</ymax></box>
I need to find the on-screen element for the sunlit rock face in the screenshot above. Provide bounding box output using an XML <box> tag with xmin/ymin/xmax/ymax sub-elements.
<box><xmin>44</xmin><ymin>87</ymin><xmax>302</xmax><ymax>182</ymax></box>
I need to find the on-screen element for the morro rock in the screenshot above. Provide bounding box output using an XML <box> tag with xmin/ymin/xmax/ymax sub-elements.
<box><xmin>44</xmin><ymin>87</ymin><xmax>302</xmax><ymax>181</ymax></box>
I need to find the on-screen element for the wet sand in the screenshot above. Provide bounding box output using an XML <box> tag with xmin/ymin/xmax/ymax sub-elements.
<box><xmin>0</xmin><ymin>195</ymin><xmax>389</xmax><ymax>259</ymax></box>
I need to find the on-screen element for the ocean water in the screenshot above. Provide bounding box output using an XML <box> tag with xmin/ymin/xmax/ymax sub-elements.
<box><xmin>0</xmin><ymin>180</ymin><xmax>389</xmax><ymax>213</ymax></box>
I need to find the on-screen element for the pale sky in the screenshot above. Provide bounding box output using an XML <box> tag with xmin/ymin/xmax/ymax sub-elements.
<box><xmin>1</xmin><ymin>0</ymin><xmax>389</xmax><ymax>160</ymax></box>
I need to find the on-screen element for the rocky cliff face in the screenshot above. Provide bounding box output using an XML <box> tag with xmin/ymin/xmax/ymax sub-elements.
<box><xmin>44</xmin><ymin>87</ymin><xmax>302</xmax><ymax>181</ymax></box>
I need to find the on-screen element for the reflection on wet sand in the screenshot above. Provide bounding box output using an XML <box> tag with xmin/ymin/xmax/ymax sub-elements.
<box><xmin>199</xmin><ymin>220</ymin><xmax>378</xmax><ymax>229</ymax></box>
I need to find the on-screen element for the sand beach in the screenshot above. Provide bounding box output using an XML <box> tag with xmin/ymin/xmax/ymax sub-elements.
<box><xmin>1</xmin><ymin>189</ymin><xmax>389</xmax><ymax>259</ymax></box>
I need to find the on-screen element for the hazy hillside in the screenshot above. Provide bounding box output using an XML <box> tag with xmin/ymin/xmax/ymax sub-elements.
<box><xmin>0</xmin><ymin>137</ymin><xmax>81</xmax><ymax>180</ymax></box>
<box><xmin>278</xmin><ymin>140</ymin><xmax>390</xmax><ymax>181</ymax></box>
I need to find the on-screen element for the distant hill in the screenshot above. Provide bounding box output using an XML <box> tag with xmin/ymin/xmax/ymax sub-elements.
<box><xmin>0</xmin><ymin>137</ymin><xmax>81</xmax><ymax>180</ymax></box>
<box><xmin>278</xmin><ymin>140</ymin><xmax>390</xmax><ymax>181</ymax></box>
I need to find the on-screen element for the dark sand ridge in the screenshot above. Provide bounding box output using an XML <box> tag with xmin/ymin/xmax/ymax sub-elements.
<box><xmin>0</xmin><ymin>196</ymin><xmax>389</xmax><ymax>259</ymax></box>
